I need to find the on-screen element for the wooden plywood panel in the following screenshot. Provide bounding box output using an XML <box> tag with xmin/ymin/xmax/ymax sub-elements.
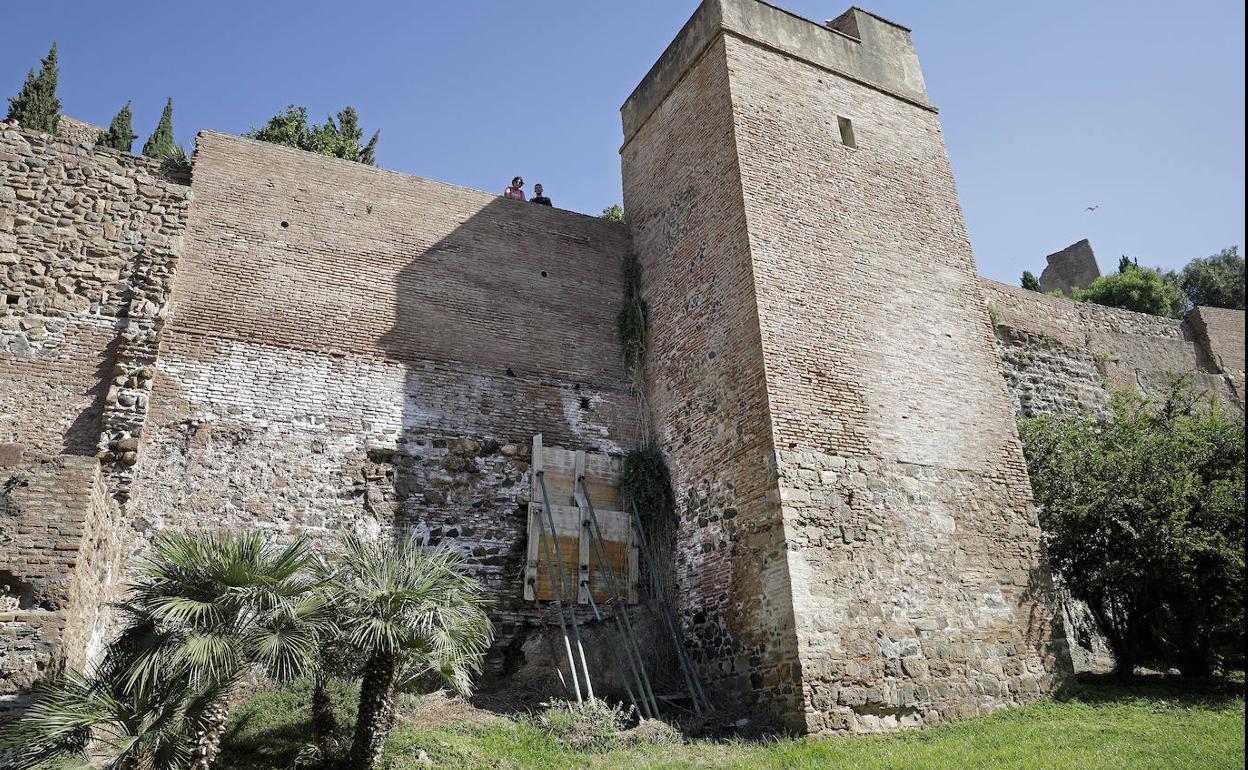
<box><xmin>526</xmin><ymin>434</ymin><xmax>637</xmax><ymax>605</ymax></box>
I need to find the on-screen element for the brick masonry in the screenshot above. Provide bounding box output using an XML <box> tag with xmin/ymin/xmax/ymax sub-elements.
<box><xmin>2</xmin><ymin>0</ymin><xmax>1245</xmax><ymax>732</ymax></box>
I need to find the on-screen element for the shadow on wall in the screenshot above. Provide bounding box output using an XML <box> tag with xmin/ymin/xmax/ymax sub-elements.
<box><xmin>371</xmin><ymin>197</ymin><xmax>660</xmax><ymax>700</ymax></box>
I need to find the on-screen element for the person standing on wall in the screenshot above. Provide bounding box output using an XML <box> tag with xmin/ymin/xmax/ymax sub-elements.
<box><xmin>530</xmin><ymin>184</ymin><xmax>552</xmax><ymax>207</ymax></box>
<box><xmin>504</xmin><ymin>176</ymin><xmax>526</xmax><ymax>201</ymax></box>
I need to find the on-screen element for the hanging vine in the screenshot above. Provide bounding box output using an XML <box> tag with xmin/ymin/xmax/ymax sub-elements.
<box><xmin>616</xmin><ymin>248</ymin><xmax>678</xmax><ymax>596</ymax></box>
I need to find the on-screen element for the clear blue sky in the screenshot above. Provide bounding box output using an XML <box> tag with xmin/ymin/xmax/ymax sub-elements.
<box><xmin>4</xmin><ymin>1</ymin><xmax>1244</xmax><ymax>283</ymax></box>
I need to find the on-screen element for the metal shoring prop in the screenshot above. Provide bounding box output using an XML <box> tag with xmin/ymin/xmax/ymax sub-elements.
<box><xmin>538</xmin><ymin>470</ymin><xmax>595</xmax><ymax>701</ymax></box>
<box><xmin>533</xmin><ymin>502</ymin><xmax>583</xmax><ymax>703</ymax></box>
<box><xmin>583</xmin><ymin>581</ymin><xmax>647</xmax><ymax>719</ymax></box>
<box><xmin>579</xmin><ymin>476</ymin><xmax>662</xmax><ymax>719</ymax></box>
<box><xmin>629</xmin><ymin>499</ymin><xmax>709</xmax><ymax>715</ymax></box>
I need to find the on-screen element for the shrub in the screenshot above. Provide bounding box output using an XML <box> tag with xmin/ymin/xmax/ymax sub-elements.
<box><xmin>246</xmin><ymin>105</ymin><xmax>380</xmax><ymax>165</ymax></box>
<box><xmin>1019</xmin><ymin>378</ymin><xmax>1245</xmax><ymax>677</ymax></box>
<box><xmin>534</xmin><ymin>699</ymin><xmax>632</xmax><ymax>751</ymax></box>
<box><xmin>1074</xmin><ymin>259</ymin><xmax>1187</xmax><ymax>317</ymax></box>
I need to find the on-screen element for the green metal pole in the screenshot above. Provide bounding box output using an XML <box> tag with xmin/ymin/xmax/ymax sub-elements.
<box><xmin>630</xmin><ymin>499</ymin><xmax>709</xmax><ymax>713</ymax></box>
<box><xmin>534</xmin><ymin>501</ymin><xmax>582</xmax><ymax>702</ymax></box>
<box><xmin>580</xmin><ymin>478</ymin><xmax>662</xmax><ymax>718</ymax></box>
<box><xmin>538</xmin><ymin>471</ymin><xmax>595</xmax><ymax>701</ymax></box>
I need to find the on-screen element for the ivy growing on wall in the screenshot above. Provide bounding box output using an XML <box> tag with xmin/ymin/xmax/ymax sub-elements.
<box><xmin>616</xmin><ymin>249</ymin><xmax>648</xmax><ymax>384</ymax></box>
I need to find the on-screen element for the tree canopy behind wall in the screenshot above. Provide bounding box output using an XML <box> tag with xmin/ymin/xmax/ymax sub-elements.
<box><xmin>246</xmin><ymin>106</ymin><xmax>380</xmax><ymax>166</ymax></box>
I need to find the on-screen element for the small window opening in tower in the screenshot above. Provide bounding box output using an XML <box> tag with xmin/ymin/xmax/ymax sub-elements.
<box><xmin>838</xmin><ymin>116</ymin><xmax>857</xmax><ymax>149</ymax></box>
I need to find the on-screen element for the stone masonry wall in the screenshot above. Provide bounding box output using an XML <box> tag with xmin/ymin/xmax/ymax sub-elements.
<box><xmin>1</xmin><ymin>127</ymin><xmax>188</xmax><ymax>712</ymax></box>
<box><xmin>980</xmin><ymin>279</ymin><xmax>1243</xmax><ymax>417</ymax></box>
<box><xmin>621</xmin><ymin>34</ymin><xmax>800</xmax><ymax>725</ymax></box>
<box><xmin>125</xmin><ymin>131</ymin><xmax>639</xmax><ymax>682</ymax></box>
<box><xmin>0</xmin><ymin>126</ymin><xmax>191</xmax><ymax>472</ymax></box>
<box><xmin>0</xmin><ymin>456</ymin><xmax>119</xmax><ymax>717</ymax></box>
<box><xmin>720</xmin><ymin>18</ymin><xmax>1068</xmax><ymax>733</ymax></box>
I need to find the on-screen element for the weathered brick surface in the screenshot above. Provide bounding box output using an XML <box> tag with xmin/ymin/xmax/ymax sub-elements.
<box><xmin>0</xmin><ymin>456</ymin><xmax>118</xmax><ymax>717</ymax></box>
<box><xmin>623</xmin><ymin>0</ymin><xmax>1068</xmax><ymax>733</ymax></box>
<box><xmin>0</xmin><ymin>126</ymin><xmax>191</xmax><ymax>483</ymax></box>
<box><xmin>622</xmin><ymin>32</ymin><xmax>799</xmax><ymax>725</ymax></box>
<box><xmin>981</xmin><ymin>279</ymin><xmax>1243</xmax><ymax>416</ymax></box>
<box><xmin>123</xmin><ymin>132</ymin><xmax>641</xmax><ymax>684</ymax></box>
<box><xmin>1187</xmin><ymin>305</ymin><xmax>1246</xmax><ymax>405</ymax></box>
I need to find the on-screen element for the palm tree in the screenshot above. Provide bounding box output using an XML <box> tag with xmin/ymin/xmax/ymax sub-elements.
<box><xmin>322</xmin><ymin>534</ymin><xmax>494</xmax><ymax>770</ymax></box>
<box><xmin>117</xmin><ymin>532</ymin><xmax>327</xmax><ymax>769</ymax></box>
<box><xmin>0</xmin><ymin>634</ymin><xmax>217</xmax><ymax>770</ymax></box>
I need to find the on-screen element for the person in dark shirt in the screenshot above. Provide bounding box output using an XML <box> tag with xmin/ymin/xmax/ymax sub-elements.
<box><xmin>530</xmin><ymin>183</ymin><xmax>552</xmax><ymax>207</ymax></box>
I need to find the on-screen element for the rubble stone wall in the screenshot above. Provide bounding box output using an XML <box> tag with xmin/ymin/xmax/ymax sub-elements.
<box><xmin>980</xmin><ymin>279</ymin><xmax>1243</xmax><ymax>416</ymax></box>
<box><xmin>0</xmin><ymin>456</ymin><xmax>119</xmax><ymax>717</ymax></box>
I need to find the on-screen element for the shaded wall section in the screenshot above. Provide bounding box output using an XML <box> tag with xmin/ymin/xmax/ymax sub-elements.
<box><xmin>128</xmin><ymin>131</ymin><xmax>638</xmax><ymax>681</ymax></box>
<box><xmin>981</xmin><ymin>279</ymin><xmax>1243</xmax><ymax>416</ymax></box>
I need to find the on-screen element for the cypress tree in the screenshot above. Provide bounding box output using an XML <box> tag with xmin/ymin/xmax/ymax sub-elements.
<box><xmin>142</xmin><ymin>98</ymin><xmax>177</xmax><ymax>159</ymax></box>
<box><xmin>97</xmin><ymin>101</ymin><xmax>136</xmax><ymax>153</ymax></box>
<box><xmin>5</xmin><ymin>42</ymin><xmax>62</xmax><ymax>134</ymax></box>
<box><xmin>1021</xmin><ymin>270</ymin><xmax>1043</xmax><ymax>292</ymax></box>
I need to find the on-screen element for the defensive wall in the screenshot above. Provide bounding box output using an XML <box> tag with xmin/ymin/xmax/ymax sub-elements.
<box><xmin>2</xmin><ymin>0</ymin><xmax>1245</xmax><ymax>731</ymax></box>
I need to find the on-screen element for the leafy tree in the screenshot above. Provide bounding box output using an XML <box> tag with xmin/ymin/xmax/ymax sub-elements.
<box><xmin>5</xmin><ymin>42</ymin><xmax>61</xmax><ymax>133</ymax></box>
<box><xmin>321</xmin><ymin>535</ymin><xmax>493</xmax><ymax>770</ymax></box>
<box><xmin>1074</xmin><ymin>258</ymin><xmax>1187</xmax><ymax>317</ymax></box>
<box><xmin>97</xmin><ymin>100</ymin><xmax>136</xmax><ymax>153</ymax></box>
<box><xmin>246</xmin><ymin>105</ymin><xmax>380</xmax><ymax>165</ymax></box>
<box><xmin>1019</xmin><ymin>380</ymin><xmax>1245</xmax><ymax>678</ymax></box>
<box><xmin>1177</xmin><ymin>246</ymin><xmax>1244</xmax><ymax>310</ymax></box>
<box><xmin>1021</xmin><ymin>270</ymin><xmax>1042</xmax><ymax>292</ymax></box>
<box><xmin>602</xmin><ymin>204</ymin><xmax>625</xmax><ymax>223</ymax></box>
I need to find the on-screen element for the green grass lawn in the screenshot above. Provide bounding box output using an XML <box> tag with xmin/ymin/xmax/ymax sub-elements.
<box><xmin>220</xmin><ymin>676</ymin><xmax>1245</xmax><ymax>770</ymax></box>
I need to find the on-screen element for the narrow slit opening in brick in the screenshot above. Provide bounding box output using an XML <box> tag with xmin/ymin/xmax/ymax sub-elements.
<box><xmin>838</xmin><ymin>116</ymin><xmax>857</xmax><ymax>148</ymax></box>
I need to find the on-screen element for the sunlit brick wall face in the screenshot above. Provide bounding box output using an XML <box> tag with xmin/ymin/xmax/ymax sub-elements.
<box><xmin>125</xmin><ymin>132</ymin><xmax>638</xmax><ymax>675</ymax></box>
<box><xmin>622</xmin><ymin>36</ymin><xmax>803</xmax><ymax>726</ymax></box>
<box><xmin>720</xmin><ymin>31</ymin><xmax>1068</xmax><ymax>732</ymax></box>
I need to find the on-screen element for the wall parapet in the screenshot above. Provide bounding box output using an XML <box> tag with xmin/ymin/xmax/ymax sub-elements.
<box><xmin>621</xmin><ymin>0</ymin><xmax>931</xmax><ymax>147</ymax></box>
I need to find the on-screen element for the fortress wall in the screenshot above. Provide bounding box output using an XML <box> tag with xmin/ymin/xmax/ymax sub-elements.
<box><xmin>721</xmin><ymin>17</ymin><xmax>1067</xmax><ymax>732</ymax></box>
<box><xmin>622</xmin><ymin>35</ymin><xmax>799</xmax><ymax>722</ymax></box>
<box><xmin>0</xmin><ymin>456</ymin><xmax>120</xmax><ymax>717</ymax></box>
<box><xmin>124</xmin><ymin>131</ymin><xmax>639</xmax><ymax>677</ymax></box>
<box><xmin>0</xmin><ymin>127</ymin><xmax>190</xmax><ymax>460</ymax></box>
<box><xmin>1188</xmin><ymin>305</ymin><xmax>1245</xmax><ymax>404</ymax></box>
<box><xmin>980</xmin><ymin>278</ymin><xmax>1243</xmax><ymax>416</ymax></box>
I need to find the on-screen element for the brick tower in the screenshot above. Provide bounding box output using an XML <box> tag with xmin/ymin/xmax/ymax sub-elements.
<box><xmin>620</xmin><ymin>1</ymin><xmax>1070</xmax><ymax>732</ymax></box>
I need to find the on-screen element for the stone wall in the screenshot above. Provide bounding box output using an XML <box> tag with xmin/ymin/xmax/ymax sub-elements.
<box><xmin>0</xmin><ymin>126</ymin><xmax>188</xmax><ymax>712</ymax></box>
<box><xmin>622</xmin><ymin>0</ymin><xmax>1069</xmax><ymax>733</ymax></box>
<box><xmin>124</xmin><ymin>131</ymin><xmax>640</xmax><ymax>683</ymax></box>
<box><xmin>0</xmin><ymin>455</ymin><xmax>119</xmax><ymax>717</ymax></box>
<box><xmin>0</xmin><ymin>125</ymin><xmax>191</xmax><ymax>473</ymax></box>
<box><xmin>980</xmin><ymin>278</ymin><xmax>1243</xmax><ymax>416</ymax></box>
<box><xmin>1038</xmin><ymin>239</ymin><xmax>1100</xmax><ymax>296</ymax></box>
<box><xmin>622</xmin><ymin>30</ymin><xmax>796</xmax><ymax>724</ymax></box>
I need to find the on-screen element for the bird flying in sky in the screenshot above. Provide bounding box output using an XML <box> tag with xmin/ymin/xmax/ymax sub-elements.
<box><xmin>1084</xmin><ymin>204</ymin><xmax>1100</xmax><ymax>213</ymax></box>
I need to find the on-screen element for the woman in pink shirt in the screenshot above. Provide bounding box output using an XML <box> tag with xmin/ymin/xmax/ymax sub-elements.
<box><xmin>503</xmin><ymin>176</ymin><xmax>526</xmax><ymax>201</ymax></box>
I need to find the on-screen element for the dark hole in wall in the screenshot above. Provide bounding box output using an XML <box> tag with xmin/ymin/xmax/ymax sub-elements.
<box><xmin>0</xmin><ymin>571</ymin><xmax>35</xmax><ymax>610</ymax></box>
<box><xmin>280</xmin><ymin>221</ymin><xmax>289</xmax><ymax>229</ymax></box>
<box><xmin>837</xmin><ymin>116</ymin><xmax>857</xmax><ymax>149</ymax></box>
<box><xmin>579</xmin><ymin>397</ymin><xmax>592</xmax><ymax>411</ymax></box>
